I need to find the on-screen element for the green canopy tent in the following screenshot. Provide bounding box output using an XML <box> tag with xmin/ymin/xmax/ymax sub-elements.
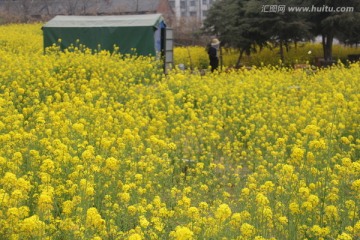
<box><xmin>42</xmin><ymin>14</ymin><xmax>166</xmax><ymax>56</ymax></box>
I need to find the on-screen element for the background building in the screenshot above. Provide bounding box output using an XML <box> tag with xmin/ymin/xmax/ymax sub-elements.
<box><xmin>169</xmin><ymin>0</ymin><xmax>216</xmax><ymax>23</ymax></box>
<box><xmin>0</xmin><ymin>0</ymin><xmax>211</xmax><ymax>45</ymax></box>
<box><xmin>0</xmin><ymin>0</ymin><xmax>174</xmax><ymax>23</ymax></box>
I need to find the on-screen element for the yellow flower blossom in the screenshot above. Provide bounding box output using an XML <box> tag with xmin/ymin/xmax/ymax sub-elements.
<box><xmin>104</xmin><ymin>157</ymin><xmax>120</xmax><ymax>171</ymax></box>
<box><xmin>37</xmin><ymin>192</ymin><xmax>54</xmax><ymax>212</ymax></box>
<box><xmin>302</xmin><ymin>124</ymin><xmax>320</xmax><ymax>136</ymax></box>
<box><xmin>19</xmin><ymin>215</ymin><xmax>45</xmax><ymax>237</ymax></box>
<box><xmin>354</xmin><ymin>220</ymin><xmax>360</xmax><ymax>234</ymax></box>
<box><xmin>336</xmin><ymin>232</ymin><xmax>352</xmax><ymax>240</ymax></box>
<box><xmin>127</xmin><ymin>205</ymin><xmax>137</xmax><ymax>216</ymax></box>
<box><xmin>309</xmin><ymin>224</ymin><xmax>330</xmax><ymax>238</ymax></box>
<box><xmin>351</xmin><ymin>179</ymin><xmax>360</xmax><ymax>192</ymax></box>
<box><xmin>240</xmin><ymin>223</ymin><xmax>256</xmax><ymax>238</ymax></box>
<box><xmin>214</xmin><ymin>203</ymin><xmax>232</xmax><ymax>221</ymax></box>
<box><xmin>62</xmin><ymin>200</ymin><xmax>74</xmax><ymax>215</ymax></box>
<box><xmin>128</xmin><ymin>233</ymin><xmax>142</xmax><ymax>240</ymax></box>
<box><xmin>170</xmin><ymin>226</ymin><xmax>194</xmax><ymax>240</ymax></box>
<box><xmin>278</xmin><ymin>216</ymin><xmax>288</xmax><ymax>225</ymax></box>
<box><xmin>139</xmin><ymin>215</ymin><xmax>150</xmax><ymax>228</ymax></box>
<box><xmin>289</xmin><ymin>202</ymin><xmax>300</xmax><ymax>214</ymax></box>
<box><xmin>85</xmin><ymin>207</ymin><xmax>105</xmax><ymax>231</ymax></box>
<box><xmin>187</xmin><ymin>207</ymin><xmax>200</xmax><ymax>219</ymax></box>
<box><xmin>325</xmin><ymin>205</ymin><xmax>339</xmax><ymax>221</ymax></box>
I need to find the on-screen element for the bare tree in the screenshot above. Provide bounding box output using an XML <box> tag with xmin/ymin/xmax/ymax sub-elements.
<box><xmin>64</xmin><ymin>0</ymin><xmax>79</xmax><ymax>14</ymax></box>
<box><xmin>135</xmin><ymin>0</ymin><xmax>138</xmax><ymax>12</ymax></box>
<box><xmin>39</xmin><ymin>0</ymin><xmax>51</xmax><ymax>16</ymax></box>
<box><xmin>81</xmin><ymin>0</ymin><xmax>103</xmax><ymax>14</ymax></box>
<box><xmin>19</xmin><ymin>0</ymin><xmax>32</xmax><ymax>21</ymax></box>
<box><xmin>174</xmin><ymin>16</ymin><xmax>205</xmax><ymax>46</ymax></box>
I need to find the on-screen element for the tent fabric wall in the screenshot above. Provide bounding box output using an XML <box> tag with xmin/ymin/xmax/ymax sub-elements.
<box><xmin>43</xmin><ymin>14</ymin><xmax>166</xmax><ymax>56</ymax></box>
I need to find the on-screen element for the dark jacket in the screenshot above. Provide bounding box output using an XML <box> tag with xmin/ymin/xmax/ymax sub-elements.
<box><xmin>208</xmin><ymin>46</ymin><xmax>219</xmax><ymax>71</ymax></box>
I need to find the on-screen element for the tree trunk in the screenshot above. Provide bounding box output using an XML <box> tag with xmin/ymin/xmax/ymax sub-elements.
<box><xmin>21</xmin><ymin>0</ymin><xmax>31</xmax><ymax>22</ymax></box>
<box><xmin>322</xmin><ymin>33</ymin><xmax>333</xmax><ymax>61</ymax></box>
<box><xmin>40</xmin><ymin>0</ymin><xmax>51</xmax><ymax>16</ymax></box>
<box><xmin>219</xmin><ymin>45</ymin><xmax>223</xmax><ymax>71</ymax></box>
<box><xmin>279</xmin><ymin>39</ymin><xmax>284</xmax><ymax>63</ymax></box>
<box><xmin>235</xmin><ymin>49</ymin><xmax>245</xmax><ymax>68</ymax></box>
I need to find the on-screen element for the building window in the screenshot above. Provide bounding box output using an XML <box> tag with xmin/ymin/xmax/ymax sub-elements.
<box><xmin>180</xmin><ymin>0</ymin><xmax>186</xmax><ymax>9</ymax></box>
<box><xmin>190</xmin><ymin>0</ymin><xmax>196</xmax><ymax>7</ymax></box>
<box><xmin>202</xmin><ymin>0</ymin><xmax>207</xmax><ymax>4</ymax></box>
<box><xmin>169</xmin><ymin>0</ymin><xmax>175</xmax><ymax>8</ymax></box>
<box><xmin>190</xmin><ymin>11</ymin><xmax>197</xmax><ymax>17</ymax></box>
<box><xmin>202</xmin><ymin>10</ymin><xmax>207</xmax><ymax>17</ymax></box>
<box><xmin>209</xmin><ymin>0</ymin><xmax>213</xmax><ymax>4</ymax></box>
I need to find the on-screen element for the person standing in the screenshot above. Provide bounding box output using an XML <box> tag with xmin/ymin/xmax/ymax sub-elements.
<box><xmin>207</xmin><ymin>38</ymin><xmax>220</xmax><ymax>72</ymax></box>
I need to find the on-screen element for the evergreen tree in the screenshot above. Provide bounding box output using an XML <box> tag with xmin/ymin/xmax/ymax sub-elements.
<box><xmin>303</xmin><ymin>0</ymin><xmax>360</xmax><ymax>61</ymax></box>
<box><xmin>336</xmin><ymin>13</ymin><xmax>360</xmax><ymax>46</ymax></box>
<box><xmin>204</xmin><ymin>0</ymin><xmax>312</xmax><ymax>66</ymax></box>
<box><xmin>203</xmin><ymin>0</ymin><xmax>268</xmax><ymax>67</ymax></box>
<box><xmin>244</xmin><ymin>0</ymin><xmax>312</xmax><ymax>62</ymax></box>
<box><xmin>204</xmin><ymin>0</ymin><xmax>360</xmax><ymax>65</ymax></box>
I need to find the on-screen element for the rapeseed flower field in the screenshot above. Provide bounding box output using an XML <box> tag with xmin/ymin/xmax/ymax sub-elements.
<box><xmin>174</xmin><ymin>44</ymin><xmax>360</xmax><ymax>69</ymax></box>
<box><xmin>0</xmin><ymin>23</ymin><xmax>359</xmax><ymax>240</ymax></box>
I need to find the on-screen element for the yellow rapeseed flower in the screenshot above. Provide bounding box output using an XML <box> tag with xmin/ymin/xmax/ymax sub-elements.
<box><xmin>86</xmin><ymin>207</ymin><xmax>105</xmax><ymax>231</ymax></box>
<box><xmin>170</xmin><ymin>226</ymin><xmax>194</xmax><ymax>240</ymax></box>
<box><xmin>240</xmin><ymin>223</ymin><xmax>256</xmax><ymax>238</ymax></box>
<box><xmin>19</xmin><ymin>215</ymin><xmax>45</xmax><ymax>238</ymax></box>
